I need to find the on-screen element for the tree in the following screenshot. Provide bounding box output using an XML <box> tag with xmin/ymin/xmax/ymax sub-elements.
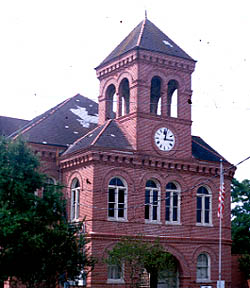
<box><xmin>105</xmin><ymin>236</ymin><xmax>176</xmax><ymax>288</ymax></box>
<box><xmin>231</xmin><ymin>178</ymin><xmax>250</xmax><ymax>254</ymax></box>
<box><xmin>231</xmin><ymin>178</ymin><xmax>250</xmax><ymax>282</ymax></box>
<box><xmin>0</xmin><ymin>138</ymin><xmax>96</xmax><ymax>287</ymax></box>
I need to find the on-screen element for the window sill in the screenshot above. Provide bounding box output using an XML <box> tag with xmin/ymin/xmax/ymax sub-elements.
<box><xmin>165</xmin><ymin>221</ymin><xmax>181</xmax><ymax>225</ymax></box>
<box><xmin>108</xmin><ymin>218</ymin><xmax>128</xmax><ymax>222</ymax></box>
<box><xmin>196</xmin><ymin>223</ymin><xmax>213</xmax><ymax>227</ymax></box>
<box><xmin>145</xmin><ymin>220</ymin><xmax>162</xmax><ymax>224</ymax></box>
<box><xmin>107</xmin><ymin>279</ymin><xmax>125</xmax><ymax>284</ymax></box>
<box><xmin>196</xmin><ymin>279</ymin><xmax>212</xmax><ymax>283</ymax></box>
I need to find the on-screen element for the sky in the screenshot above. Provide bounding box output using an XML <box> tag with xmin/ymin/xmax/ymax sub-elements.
<box><xmin>0</xmin><ymin>0</ymin><xmax>250</xmax><ymax>181</ymax></box>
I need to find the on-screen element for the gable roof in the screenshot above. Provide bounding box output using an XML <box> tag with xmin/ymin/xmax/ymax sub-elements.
<box><xmin>192</xmin><ymin>136</ymin><xmax>227</xmax><ymax>163</ymax></box>
<box><xmin>5</xmin><ymin>95</ymin><xmax>226</xmax><ymax>164</ymax></box>
<box><xmin>10</xmin><ymin>94</ymin><xmax>98</xmax><ymax>147</ymax></box>
<box><xmin>64</xmin><ymin>119</ymin><xmax>133</xmax><ymax>155</ymax></box>
<box><xmin>97</xmin><ymin>18</ymin><xmax>195</xmax><ymax>69</ymax></box>
<box><xmin>0</xmin><ymin>116</ymin><xmax>29</xmax><ymax>137</ymax></box>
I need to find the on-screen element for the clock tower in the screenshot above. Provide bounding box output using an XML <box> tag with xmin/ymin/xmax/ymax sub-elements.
<box><xmin>96</xmin><ymin>17</ymin><xmax>196</xmax><ymax>159</ymax></box>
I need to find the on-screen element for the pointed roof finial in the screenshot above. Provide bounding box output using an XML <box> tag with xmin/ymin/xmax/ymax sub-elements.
<box><xmin>145</xmin><ymin>10</ymin><xmax>147</xmax><ymax>19</ymax></box>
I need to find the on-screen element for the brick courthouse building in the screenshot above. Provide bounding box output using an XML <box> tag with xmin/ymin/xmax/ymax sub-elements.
<box><xmin>3</xmin><ymin>18</ymin><xmax>236</xmax><ymax>287</ymax></box>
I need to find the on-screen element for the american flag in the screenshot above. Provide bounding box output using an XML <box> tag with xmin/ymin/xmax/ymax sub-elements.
<box><xmin>218</xmin><ymin>160</ymin><xmax>225</xmax><ymax>218</ymax></box>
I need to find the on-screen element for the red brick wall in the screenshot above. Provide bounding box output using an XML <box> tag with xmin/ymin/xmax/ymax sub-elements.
<box><xmin>231</xmin><ymin>255</ymin><xmax>248</xmax><ymax>288</ymax></box>
<box><xmin>59</xmin><ymin>152</ymin><xmax>233</xmax><ymax>288</ymax></box>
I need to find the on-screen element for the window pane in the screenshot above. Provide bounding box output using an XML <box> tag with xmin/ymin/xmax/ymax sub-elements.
<box><xmin>146</xmin><ymin>180</ymin><xmax>157</xmax><ymax>188</ymax></box>
<box><xmin>197</xmin><ymin>210</ymin><xmax>201</xmax><ymax>223</ymax></box>
<box><xmin>116</xmin><ymin>178</ymin><xmax>124</xmax><ymax>187</ymax></box>
<box><xmin>153</xmin><ymin>206</ymin><xmax>157</xmax><ymax>220</ymax></box>
<box><xmin>173</xmin><ymin>207</ymin><xmax>177</xmax><ymax>221</ymax></box>
<box><xmin>173</xmin><ymin>192</ymin><xmax>178</xmax><ymax>207</ymax></box>
<box><xmin>145</xmin><ymin>190</ymin><xmax>150</xmax><ymax>204</ymax></box>
<box><xmin>108</xmin><ymin>203</ymin><xmax>115</xmax><ymax>217</ymax></box>
<box><xmin>165</xmin><ymin>207</ymin><xmax>170</xmax><ymax>221</ymax></box>
<box><xmin>118</xmin><ymin>204</ymin><xmax>124</xmax><ymax>218</ymax></box>
<box><xmin>145</xmin><ymin>205</ymin><xmax>149</xmax><ymax>219</ymax></box>
<box><xmin>205</xmin><ymin>196</ymin><xmax>210</xmax><ymax>210</ymax></box>
<box><xmin>109</xmin><ymin>177</ymin><xmax>124</xmax><ymax>186</ymax></box>
<box><xmin>153</xmin><ymin>190</ymin><xmax>158</xmax><ymax>205</ymax></box>
<box><xmin>205</xmin><ymin>210</ymin><xmax>209</xmax><ymax>223</ymax></box>
<box><xmin>197</xmin><ymin>196</ymin><xmax>202</xmax><ymax>209</ymax></box>
<box><xmin>197</xmin><ymin>186</ymin><xmax>209</xmax><ymax>195</ymax></box>
<box><xmin>109</xmin><ymin>188</ymin><xmax>115</xmax><ymax>202</ymax></box>
<box><xmin>118</xmin><ymin>189</ymin><xmax>125</xmax><ymax>203</ymax></box>
<box><xmin>166</xmin><ymin>182</ymin><xmax>177</xmax><ymax>190</ymax></box>
<box><xmin>165</xmin><ymin>192</ymin><xmax>170</xmax><ymax>206</ymax></box>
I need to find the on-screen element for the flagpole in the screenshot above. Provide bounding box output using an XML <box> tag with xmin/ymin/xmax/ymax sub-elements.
<box><xmin>218</xmin><ymin>158</ymin><xmax>223</xmax><ymax>288</ymax></box>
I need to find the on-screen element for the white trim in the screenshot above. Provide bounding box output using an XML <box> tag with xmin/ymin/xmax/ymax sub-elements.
<box><xmin>107</xmin><ymin>177</ymin><xmax>127</xmax><ymax>221</ymax></box>
<box><xmin>165</xmin><ymin>182</ymin><xmax>181</xmax><ymax>224</ymax></box>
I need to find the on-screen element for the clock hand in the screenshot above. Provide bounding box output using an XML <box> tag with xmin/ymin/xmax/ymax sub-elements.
<box><xmin>163</xmin><ymin>129</ymin><xmax>168</xmax><ymax>140</ymax></box>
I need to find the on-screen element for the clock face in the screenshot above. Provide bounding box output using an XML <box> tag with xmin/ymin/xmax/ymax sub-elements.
<box><xmin>154</xmin><ymin>127</ymin><xmax>175</xmax><ymax>151</ymax></box>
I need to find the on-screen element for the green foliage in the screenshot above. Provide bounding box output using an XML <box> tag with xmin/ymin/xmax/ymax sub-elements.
<box><xmin>0</xmin><ymin>138</ymin><xmax>96</xmax><ymax>287</ymax></box>
<box><xmin>238</xmin><ymin>254</ymin><xmax>250</xmax><ymax>279</ymax></box>
<box><xmin>231</xmin><ymin>178</ymin><xmax>250</xmax><ymax>254</ymax></box>
<box><xmin>105</xmin><ymin>236</ymin><xmax>176</xmax><ymax>288</ymax></box>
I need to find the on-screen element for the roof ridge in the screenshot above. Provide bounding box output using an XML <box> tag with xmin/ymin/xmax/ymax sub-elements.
<box><xmin>192</xmin><ymin>137</ymin><xmax>225</xmax><ymax>161</ymax></box>
<box><xmin>136</xmin><ymin>18</ymin><xmax>146</xmax><ymax>47</ymax></box>
<box><xmin>12</xmin><ymin>97</ymin><xmax>73</xmax><ymax>139</ymax></box>
<box><xmin>91</xmin><ymin>119</ymin><xmax>112</xmax><ymax>146</ymax></box>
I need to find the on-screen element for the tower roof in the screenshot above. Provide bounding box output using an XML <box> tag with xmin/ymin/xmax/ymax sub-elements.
<box><xmin>97</xmin><ymin>18</ymin><xmax>195</xmax><ymax>68</ymax></box>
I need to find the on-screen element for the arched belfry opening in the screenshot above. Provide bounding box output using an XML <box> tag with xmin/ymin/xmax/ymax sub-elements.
<box><xmin>150</xmin><ymin>76</ymin><xmax>162</xmax><ymax>115</ymax></box>
<box><xmin>119</xmin><ymin>78</ymin><xmax>130</xmax><ymax>116</ymax></box>
<box><xmin>106</xmin><ymin>84</ymin><xmax>116</xmax><ymax>120</ymax></box>
<box><xmin>167</xmin><ymin>80</ymin><xmax>179</xmax><ymax>118</ymax></box>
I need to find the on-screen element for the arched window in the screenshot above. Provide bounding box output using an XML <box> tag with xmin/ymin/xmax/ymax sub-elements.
<box><xmin>167</xmin><ymin>80</ymin><xmax>178</xmax><ymax>117</ymax></box>
<box><xmin>196</xmin><ymin>253</ymin><xmax>210</xmax><ymax>281</ymax></box>
<box><xmin>108</xmin><ymin>177</ymin><xmax>127</xmax><ymax>220</ymax></box>
<box><xmin>145</xmin><ymin>179</ymin><xmax>160</xmax><ymax>222</ymax></box>
<box><xmin>165</xmin><ymin>182</ymin><xmax>181</xmax><ymax>223</ymax></box>
<box><xmin>150</xmin><ymin>76</ymin><xmax>162</xmax><ymax>115</ymax></box>
<box><xmin>196</xmin><ymin>186</ymin><xmax>212</xmax><ymax>225</ymax></box>
<box><xmin>119</xmin><ymin>78</ymin><xmax>130</xmax><ymax>116</ymax></box>
<box><xmin>107</xmin><ymin>262</ymin><xmax>124</xmax><ymax>284</ymax></box>
<box><xmin>71</xmin><ymin>178</ymin><xmax>80</xmax><ymax>221</ymax></box>
<box><xmin>106</xmin><ymin>84</ymin><xmax>116</xmax><ymax>120</ymax></box>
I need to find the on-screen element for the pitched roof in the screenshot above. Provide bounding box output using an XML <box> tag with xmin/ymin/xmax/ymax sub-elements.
<box><xmin>97</xmin><ymin>18</ymin><xmax>194</xmax><ymax>68</ymax></box>
<box><xmin>0</xmin><ymin>116</ymin><xmax>29</xmax><ymax>137</ymax></box>
<box><xmin>10</xmin><ymin>94</ymin><xmax>98</xmax><ymax>147</ymax></box>
<box><xmin>192</xmin><ymin>136</ymin><xmax>227</xmax><ymax>163</ymax></box>
<box><xmin>64</xmin><ymin>119</ymin><xmax>133</xmax><ymax>155</ymax></box>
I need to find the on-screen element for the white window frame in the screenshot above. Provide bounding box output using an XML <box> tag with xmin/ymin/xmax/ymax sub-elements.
<box><xmin>71</xmin><ymin>178</ymin><xmax>80</xmax><ymax>221</ymax></box>
<box><xmin>196</xmin><ymin>253</ymin><xmax>211</xmax><ymax>282</ymax></box>
<box><xmin>145</xmin><ymin>180</ymin><xmax>161</xmax><ymax>223</ymax></box>
<box><xmin>165</xmin><ymin>182</ymin><xmax>181</xmax><ymax>224</ymax></box>
<box><xmin>108</xmin><ymin>177</ymin><xmax>127</xmax><ymax>221</ymax></box>
<box><xmin>107</xmin><ymin>263</ymin><xmax>124</xmax><ymax>284</ymax></box>
<box><xmin>196</xmin><ymin>186</ymin><xmax>212</xmax><ymax>226</ymax></box>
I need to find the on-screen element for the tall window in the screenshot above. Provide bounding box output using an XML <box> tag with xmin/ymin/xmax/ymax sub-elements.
<box><xmin>145</xmin><ymin>180</ymin><xmax>160</xmax><ymax>222</ymax></box>
<box><xmin>165</xmin><ymin>182</ymin><xmax>180</xmax><ymax>223</ymax></box>
<box><xmin>196</xmin><ymin>186</ymin><xmax>212</xmax><ymax>225</ymax></box>
<box><xmin>108</xmin><ymin>177</ymin><xmax>127</xmax><ymax>220</ymax></box>
<box><xmin>119</xmin><ymin>78</ymin><xmax>130</xmax><ymax>116</ymax></box>
<box><xmin>71</xmin><ymin>178</ymin><xmax>80</xmax><ymax>221</ymax></box>
<box><xmin>167</xmin><ymin>80</ymin><xmax>178</xmax><ymax>117</ymax></box>
<box><xmin>106</xmin><ymin>84</ymin><xmax>116</xmax><ymax>120</ymax></box>
<box><xmin>150</xmin><ymin>76</ymin><xmax>162</xmax><ymax>115</ymax></box>
<box><xmin>107</xmin><ymin>263</ymin><xmax>124</xmax><ymax>283</ymax></box>
<box><xmin>196</xmin><ymin>253</ymin><xmax>210</xmax><ymax>281</ymax></box>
